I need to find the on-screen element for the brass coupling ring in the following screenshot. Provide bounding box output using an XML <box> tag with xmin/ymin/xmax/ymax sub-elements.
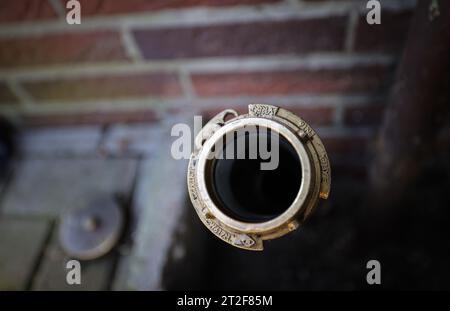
<box><xmin>187</xmin><ymin>104</ymin><xmax>331</xmax><ymax>250</ymax></box>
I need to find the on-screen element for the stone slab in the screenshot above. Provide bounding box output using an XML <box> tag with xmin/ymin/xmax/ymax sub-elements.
<box><xmin>1</xmin><ymin>158</ymin><xmax>137</xmax><ymax>217</ymax></box>
<box><xmin>0</xmin><ymin>217</ymin><xmax>50</xmax><ymax>290</ymax></box>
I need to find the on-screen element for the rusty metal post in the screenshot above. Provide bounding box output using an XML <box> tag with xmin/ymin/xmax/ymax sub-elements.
<box><xmin>369</xmin><ymin>0</ymin><xmax>450</xmax><ymax>208</ymax></box>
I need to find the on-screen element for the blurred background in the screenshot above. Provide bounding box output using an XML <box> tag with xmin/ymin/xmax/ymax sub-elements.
<box><xmin>0</xmin><ymin>0</ymin><xmax>449</xmax><ymax>290</ymax></box>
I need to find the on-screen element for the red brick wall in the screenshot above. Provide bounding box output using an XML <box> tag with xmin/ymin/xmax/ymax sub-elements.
<box><xmin>0</xmin><ymin>0</ymin><xmax>417</xmax><ymax>178</ymax></box>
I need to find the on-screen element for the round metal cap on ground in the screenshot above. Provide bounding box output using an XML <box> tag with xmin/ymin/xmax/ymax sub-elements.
<box><xmin>59</xmin><ymin>196</ymin><xmax>123</xmax><ymax>260</ymax></box>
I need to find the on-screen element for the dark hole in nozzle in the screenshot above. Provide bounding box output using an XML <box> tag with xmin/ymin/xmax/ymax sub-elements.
<box><xmin>210</xmin><ymin>127</ymin><xmax>302</xmax><ymax>223</ymax></box>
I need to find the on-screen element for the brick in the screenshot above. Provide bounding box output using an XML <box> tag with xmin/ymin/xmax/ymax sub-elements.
<box><xmin>0</xmin><ymin>31</ymin><xmax>127</xmax><ymax>68</ymax></box>
<box><xmin>32</xmin><ymin>230</ymin><xmax>115</xmax><ymax>290</ymax></box>
<box><xmin>192</xmin><ymin>65</ymin><xmax>391</xmax><ymax>97</ymax></box>
<box><xmin>23</xmin><ymin>73</ymin><xmax>182</xmax><ymax>102</ymax></box>
<box><xmin>0</xmin><ymin>0</ymin><xmax>57</xmax><ymax>24</ymax></box>
<box><xmin>354</xmin><ymin>10</ymin><xmax>413</xmax><ymax>53</ymax></box>
<box><xmin>134</xmin><ymin>17</ymin><xmax>347</xmax><ymax>59</ymax></box>
<box><xmin>2</xmin><ymin>158</ymin><xmax>137</xmax><ymax>217</ymax></box>
<box><xmin>22</xmin><ymin>110</ymin><xmax>159</xmax><ymax>127</ymax></box>
<box><xmin>19</xmin><ymin>126</ymin><xmax>103</xmax><ymax>156</ymax></box>
<box><xmin>0</xmin><ymin>218</ymin><xmax>50</xmax><ymax>290</ymax></box>
<box><xmin>69</xmin><ymin>0</ymin><xmax>281</xmax><ymax>16</ymax></box>
<box><xmin>0</xmin><ymin>82</ymin><xmax>18</xmax><ymax>105</ymax></box>
<box><xmin>287</xmin><ymin>106</ymin><xmax>335</xmax><ymax>126</ymax></box>
<box><xmin>343</xmin><ymin>104</ymin><xmax>385</xmax><ymax>127</ymax></box>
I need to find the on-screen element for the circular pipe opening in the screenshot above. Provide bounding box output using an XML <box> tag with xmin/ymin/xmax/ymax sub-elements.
<box><xmin>208</xmin><ymin>127</ymin><xmax>302</xmax><ymax>223</ymax></box>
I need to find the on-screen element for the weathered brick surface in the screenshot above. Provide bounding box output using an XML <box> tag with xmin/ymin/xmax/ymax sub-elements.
<box><xmin>2</xmin><ymin>158</ymin><xmax>137</xmax><ymax>217</ymax></box>
<box><xmin>134</xmin><ymin>17</ymin><xmax>347</xmax><ymax>59</ymax></box>
<box><xmin>0</xmin><ymin>1</ymin><xmax>413</xmax><ymax>130</ymax></box>
<box><xmin>0</xmin><ymin>32</ymin><xmax>127</xmax><ymax>68</ymax></box>
<box><xmin>22</xmin><ymin>110</ymin><xmax>159</xmax><ymax>127</ymax></box>
<box><xmin>0</xmin><ymin>218</ymin><xmax>50</xmax><ymax>290</ymax></box>
<box><xmin>0</xmin><ymin>82</ymin><xmax>18</xmax><ymax>105</ymax></box>
<box><xmin>344</xmin><ymin>104</ymin><xmax>385</xmax><ymax>127</ymax></box>
<box><xmin>0</xmin><ymin>0</ymin><xmax>57</xmax><ymax>24</ymax></box>
<box><xmin>354</xmin><ymin>10</ymin><xmax>413</xmax><ymax>53</ymax></box>
<box><xmin>192</xmin><ymin>65</ymin><xmax>392</xmax><ymax>96</ymax></box>
<box><xmin>69</xmin><ymin>0</ymin><xmax>281</xmax><ymax>16</ymax></box>
<box><xmin>23</xmin><ymin>73</ymin><xmax>182</xmax><ymax>102</ymax></box>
